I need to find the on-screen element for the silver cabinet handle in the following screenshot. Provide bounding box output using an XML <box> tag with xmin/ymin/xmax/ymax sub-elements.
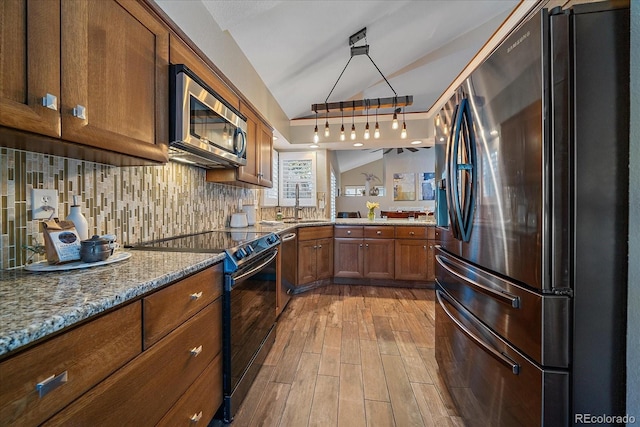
<box><xmin>359</xmin><ymin>243</ymin><xmax>363</xmax><ymax>248</ymax></box>
<box><xmin>347</xmin><ymin>230</ymin><xmax>351</xmax><ymax>235</ymax></box>
<box><xmin>365</xmin><ymin>243</ymin><xmax>369</xmax><ymax>248</ymax></box>
<box><xmin>318</xmin><ymin>245</ymin><xmax>322</xmax><ymax>249</ymax></box>
<box><xmin>313</xmin><ymin>245</ymin><xmax>317</xmax><ymax>249</ymax></box>
<box><xmin>41</xmin><ymin>93</ymin><xmax>58</xmax><ymax>111</ymax></box>
<box><xmin>376</xmin><ymin>230</ymin><xmax>381</xmax><ymax>235</ymax></box>
<box><xmin>190</xmin><ymin>411</ymin><xmax>203</xmax><ymax>423</ymax></box>
<box><xmin>72</xmin><ymin>105</ymin><xmax>86</xmax><ymax>120</ymax></box>
<box><xmin>282</xmin><ymin>233</ymin><xmax>296</xmax><ymax>242</ymax></box>
<box><xmin>424</xmin><ymin>245</ymin><xmax>427</xmax><ymax>250</ymax></box>
<box><xmin>36</xmin><ymin>371</ymin><xmax>68</xmax><ymax>398</ymax></box>
<box><xmin>190</xmin><ymin>292</ymin><xmax>203</xmax><ymax>300</ymax></box>
<box><xmin>190</xmin><ymin>345</ymin><xmax>203</xmax><ymax>357</ymax></box>
<box><xmin>286</xmin><ymin>289</ymin><xmax>292</xmax><ymax>294</ymax></box>
<box><xmin>409</xmin><ymin>231</ymin><xmax>415</xmax><ymax>236</ymax></box>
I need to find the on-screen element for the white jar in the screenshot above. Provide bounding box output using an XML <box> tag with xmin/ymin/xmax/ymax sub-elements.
<box><xmin>66</xmin><ymin>196</ymin><xmax>88</xmax><ymax>240</ymax></box>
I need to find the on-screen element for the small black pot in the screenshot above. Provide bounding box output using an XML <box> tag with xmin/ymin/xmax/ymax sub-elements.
<box><xmin>80</xmin><ymin>235</ymin><xmax>111</xmax><ymax>263</ymax></box>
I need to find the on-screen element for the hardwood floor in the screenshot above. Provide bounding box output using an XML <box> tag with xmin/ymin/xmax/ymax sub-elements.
<box><xmin>228</xmin><ymin>284</ymin><xmax>464</xmax><ymax>426</ymax></box>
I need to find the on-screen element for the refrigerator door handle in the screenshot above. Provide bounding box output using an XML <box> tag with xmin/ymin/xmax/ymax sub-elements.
<box><xmin>436</xmin><ymin>254</ymin><xmax>521</xmax><ymax>308</ymax></box>
<box><xmin>445</xmin><ymin>104</ymin><xmax>462</xmax><ymax>240</ymax></box>
<box><xmin>436</xmin><ymin>289</ymin><xmax>520</xmax><ymax>375</ymax></box>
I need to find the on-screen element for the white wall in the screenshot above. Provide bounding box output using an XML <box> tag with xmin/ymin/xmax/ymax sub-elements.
<box><xmin>628</xmin><ymin>0</ymin><xmax>639</xmax><ymax>418</ymax></box>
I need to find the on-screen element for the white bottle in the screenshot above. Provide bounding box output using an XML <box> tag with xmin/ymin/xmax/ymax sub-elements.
<box><xmin>66</xmin><ymin>195</ymin><xmax>88</xmax><ymax>240</ymax></box>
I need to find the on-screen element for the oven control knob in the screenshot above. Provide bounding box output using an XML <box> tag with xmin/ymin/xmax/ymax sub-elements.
<box><xmin>266</xmin><ymin>235</ymin><xmax>277</xmax><ymax>245</ymax></box>
<box><xmin>245</xmin><ymin>244</ymin><xmax>254</xmax><ymax>254</ymax></box>
<box><xmin>235</xmin><ymin>248</ymin><xmax>247</xmax><ymax>260</ymax></box>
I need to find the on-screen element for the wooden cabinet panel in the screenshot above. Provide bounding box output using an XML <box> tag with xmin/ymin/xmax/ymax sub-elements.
<box><xmin>363</xmin><ymin>239</ymin><xmax>394</xmax><ymax>280</ymax></box>
<box><xmin>363</xmin><ymin>226</ymin><xmax>395</xmax><ymax>239</ymax></box>
<box><xmin>44</xmin><ymin>299</ymin><xmax>222</xmax><ymax>426</ymax></box>
<box><xmin>316</xmin><ymin>238</ymin><xmax>333</xmax><ymax>280</ymax></box>
<box><xmin>0</xmin><ymin>0</ymin><xmax>61</xmax><ymax>138</ymax></box>
<box><xmin>0</xmin><ymin>302</ymin><xmax>141</xmax><ymax>426</ymax></box>
<box><xmin>299</xmin><ymin>226</ymin><xmax>333</xmax><ymax>241</ymax></box>
<box><xmin>237</xmin><ymin>105</ymin><xmax>260</xmax><ymax>184</ymax></box>
<box><xmin>60</xmin><ymin>0</ymin><xmax>168</xmax><ymax>162</ymax></box>
<box><xmin>259</xmin><ymin>123</ymin><xmax>273</xmax><ymax>187</ymax></box>
<box><xmin>395</xmin><ymin>239</ymin><xmax>429</xmax><ymax>281</ymax></box>
<box><xmin>334</xmin><ymin>226</ymin><xmax>363</xmax><ymax>238</ymax></box>
<box><xmin>156</xmin><ymin>353</ymin><xmax>223</xmax><ymax>427</ymax></box>
<box><xmin>334</xmin><ymin>238</ymin><xmax>363</xmax><ymax>278</ymax></box>
<box><xmin>143</xmin><ymin>264</ymin><xmax>223</xmax><ymax>349</ymax></box>
<box><xmin>298</xmin><ymin>239</ymin><xmax>318</xmax><ymax>285</ymax></box>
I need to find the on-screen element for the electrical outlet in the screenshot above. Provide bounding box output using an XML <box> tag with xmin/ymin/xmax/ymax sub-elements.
<box><xmin>32</xmin><ymin>189</ymin><xmax>59</xmax><ymax>220</ymax></box>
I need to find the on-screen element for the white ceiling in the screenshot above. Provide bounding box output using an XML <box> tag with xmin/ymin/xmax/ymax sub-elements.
<box><xmin>159</xmin><ymin>0</ymin><xmax>520</xmax><ymax>151</ymax></box>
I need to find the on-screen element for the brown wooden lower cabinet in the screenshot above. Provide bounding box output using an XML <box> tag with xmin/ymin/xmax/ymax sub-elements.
<box><xmin>297</xmin><ymin>226</ymin><xmax>334</xmax><ymax>286</ymax></box>
<box><xmin>395</xmin><ymin>239</ymin><xmax>429</xmax><ymax>281</ymax></box>
<box><xmin>334</xmin><ymin>225</ymin><xmax>394</xmax><ymax>280</ymax></box>
<box><xmin>44</xmin><ymin>299</ymin><xmax>222</xmax><ymax>426</ymax></box>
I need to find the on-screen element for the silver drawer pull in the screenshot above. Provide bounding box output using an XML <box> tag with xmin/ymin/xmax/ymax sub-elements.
<box><xmin>41</xmin><ymin>93</ymin><xmax>58</xmax><ymax>110</ymax></box>
<box><xmin>36</xmin><ymin>371</ymin><xmax>68</xmax><ymax>398</ymax></box>
<box><xmin>190</xmin><ymin>345</ymin><xmax>203</xmax><ymax>357</ymax></box>
<box><xmin>318</xmin><ymin>245</ymin><xmax>322</xmax><ymax>249</ymax></box>
<box><xmin>190</xmin><ymin>292</ymin><xmax>203</xmax><ymax>300</ymax></box>
<box><xmin>72</xmin><ymin>105</ymin><xmax>86</xmax><ymax>120</ymax></box>
<box><xmin>190</xmin><ymin>411</ymin><xmax>203</xmax><ymax>423</ymax></box>
<box><xmin>376</xmin><ymin>230</ymin><xmax>381</xmax><ymax>235</ymax></box>
<box><xmin>347</xmin><ymin>230</ymin><xmax>351</xmax><ymax>235</ymax></box>
<box><xmin>409</xmin><ymin>231</ymin><xmax>415</xmax><ymax>236</ymax></box>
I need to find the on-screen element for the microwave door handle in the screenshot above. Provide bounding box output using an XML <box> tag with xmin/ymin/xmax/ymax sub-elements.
<box><xmin>436</xmin><ymin>289</ymin><xmax>520</xmax><ymax>375</ymax></box>
<box><xmin>235</xmin><ymin>128</ymin><xmax>247</xmax><ymax>157</ymax></box>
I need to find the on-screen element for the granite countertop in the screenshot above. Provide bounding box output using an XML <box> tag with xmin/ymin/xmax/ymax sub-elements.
<box><xmin>0</xmin><ymin>250</ymin><xmax>224</xmax><ymax>358</ymax></box>
<box><xmin>232</xmin><ymin>218</ymin><xmax>437</xmax><ymax>234</ymax></box>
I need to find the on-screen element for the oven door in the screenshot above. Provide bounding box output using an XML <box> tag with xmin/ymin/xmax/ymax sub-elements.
<box><xmin>222</xmin><ymin>249</ymin><xmax>277</xmax><ymax>422</ymax></box>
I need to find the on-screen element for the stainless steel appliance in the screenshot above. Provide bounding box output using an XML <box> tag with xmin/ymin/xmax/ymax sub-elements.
<box><xmin>127</xmin><ymin>230</ymin><xmax>280</xmax><ymax>423</ymax></box>
<box><xmin>434</xmin><ymin>2</ymin><xmax>629</xmax><ymax>425</ymax></box>
<box><xmin>170</xmin><ymin>64</ymin><xmax>247</xmax><ymax>168</ymax></box>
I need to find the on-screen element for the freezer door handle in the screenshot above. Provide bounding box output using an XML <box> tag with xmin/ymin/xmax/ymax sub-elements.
<box><xmin>436</xmin><ymin>289</ymin><xmax>520</xmax><ymax>375</ymax></box>
<box><xmin>436</xmin><ymin>254</ymin><xmax>520</xmax><ymax>308</ymax></box>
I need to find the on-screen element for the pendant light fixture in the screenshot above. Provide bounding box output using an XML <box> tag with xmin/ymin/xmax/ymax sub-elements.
<box><xmin>340</xmin><ymin>103</ymin><xmax>345</xmax><ymax>141</ymax></box>
<box><xmin>364</xmin><ymin>100</ymin><xmax>370</xmax><ymax>140</ymax></box>
<box><xmin>400</xmin><ymin>107</ymin><xmax>407</xmax><ymax>139</ymax></box>
<box><xmin>313</xmin><ymin>110</ymin><xmax>319</xmax><ymax>143</ymax></box>
<box><xmin>311</xmin><ymin>27</ymin><xmax>412</xmax><ymax>142</ymax></box>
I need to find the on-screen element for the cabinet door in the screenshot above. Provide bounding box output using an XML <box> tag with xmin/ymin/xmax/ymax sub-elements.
<box><xmin>237</xmin><ymin>103</ymin><xmax>260</xmax><ymax>184</ymax></box>
<box><xmin>395</xmin><ymin>239</ymin><xmax>429</xmax><ymax>281</ymax></box>
<box><xmin>334</xmin><ymin>238</ymin><xmax>363</xmax><ymax>278</ymax></box>
<box><xmin>258</xmin><ymin>123</ymin><xmax>273</xmax><ymax>187</ymax></box>
<box><xmin>315</xmin><ymin>238</ymin><xmax>333</xmax><ymax>280</ymax></box>
<box><xmin>363</xmin><ymin>239</ymin><xmax>394</xmax><ymax>280</ymax></box>
<box><xmin>0</xmin><ymin>0</ymin><xmax>61</xmax><ymax>138</ymax></box>
<box><xmin>60</xmin><ymin>0</ymin><xmax>168</xmax><ymax>162</ymax></box>
<box><xmin>297</xmin><ymin>239</ymin><xmax>318</xmax><ymax>285</ymax></box>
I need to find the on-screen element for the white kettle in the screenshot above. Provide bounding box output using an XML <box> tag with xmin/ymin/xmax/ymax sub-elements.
<box><xmin>230</xmin><ymin>212</ymin><xmax>248</xmax><ymax>228</ymax></box>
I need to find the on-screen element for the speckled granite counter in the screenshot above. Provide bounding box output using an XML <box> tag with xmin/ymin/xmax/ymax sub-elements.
<box><xmin>0</xmin><ymin>250</ymin><xmax>225</xmax><ymax>358</ymax></box>
<box><xmin>226</xmin><ymin>218</ymin><xmax>437</xmax><ymax>234</ymax></box>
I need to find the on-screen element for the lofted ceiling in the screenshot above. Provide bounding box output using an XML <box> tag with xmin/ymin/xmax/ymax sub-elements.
<box><xmin>157</xmin><ymin>0</ymin><xmax>521</xmax><ymax>151</ymax></box>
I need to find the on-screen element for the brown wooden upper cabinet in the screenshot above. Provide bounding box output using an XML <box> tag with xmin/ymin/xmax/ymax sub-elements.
<box><xmin>0</xmin><ymin>0</ymin><xmax>169</xmax><ymax>164</ymax></box>
<box><xmin>206</xmin><ymin>101</ymin><xmax>273</xmax><ymax>188</ymax></box>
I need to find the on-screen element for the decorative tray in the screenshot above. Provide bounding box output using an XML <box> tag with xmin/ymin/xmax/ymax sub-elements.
<box><xmin>24</xmin><ymin>252</ymin><xmax>131</xmax><ymax>272</ymax></box>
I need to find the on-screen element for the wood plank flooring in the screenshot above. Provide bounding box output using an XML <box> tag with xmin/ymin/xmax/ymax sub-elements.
<box><xmin>228</xmin><ymin>284</ymin><xmax>464</xmax><ymax>427</ymax></box>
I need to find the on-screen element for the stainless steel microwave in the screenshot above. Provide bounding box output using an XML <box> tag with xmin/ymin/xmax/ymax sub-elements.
<box><xmin>169</xmin><ymin>64</ymin><xmax>247</xmax><ymax>168</ymax></box>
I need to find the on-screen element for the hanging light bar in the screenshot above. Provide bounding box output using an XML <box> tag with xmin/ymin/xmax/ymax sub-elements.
<box><xmin>311</xmin><ymin>27</ymin><xmax>412</xmax><ymax>143</ymax></box>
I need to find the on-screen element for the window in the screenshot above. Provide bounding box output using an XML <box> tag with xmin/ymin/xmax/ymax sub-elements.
<box><xmin>279</xmin><ymin>152</ymin><xmax>316</xmax><ymax>207</ymax></box>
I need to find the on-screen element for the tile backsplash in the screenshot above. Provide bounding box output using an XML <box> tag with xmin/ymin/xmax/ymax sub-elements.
<box><xmin>0</xmin><ymin>148</ymin><xmax>257</xmax><ymax>269</ymax></box>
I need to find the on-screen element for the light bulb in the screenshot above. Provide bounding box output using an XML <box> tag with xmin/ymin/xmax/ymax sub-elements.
<box><xmin>340</xmin><ymin>124</ymin><xmax>345</xmax><ymax>141</ymax></box>
<box><xmin>313</xmin><ymin>125</ymin><xmax>319</xmax><ymax>143</ymax></box>
<box><xmin>392</xmin><ymin>111</ymin><xmax>398</xmax><ymax>130</ymax></box>
<box><xmin>324</xmin><ymin>121</ymin><xmax>330</xmax><ymax>137</ymax></box>
<box><xmin>364</xmin><ymin>122</ymin><xmax>370</xmax><ymax>140</ymax></box>
<box><xmin>374</xmin><ymin>122</ymin><xmax>380</xmax><ymax>139</ymax></box>
<box><xmin>353</xmin><ymin>142</ymin><xmax>363</xmax><ymax>147</ymax></box>
<box><xmin>350</xmin><ymin>124</ymin><xmax>356</xmax><ymax>140</ymax></box>
<box><xmin>401</xmin><ymin>122</ymin><xmax>407</xmax><ymax>139</ymax></box>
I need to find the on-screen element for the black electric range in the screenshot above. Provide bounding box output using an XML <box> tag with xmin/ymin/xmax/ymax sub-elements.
<box><xmin>126</xmin><ymin>230</ymin><xmax>280</xmax><ymax>273</ymax></box>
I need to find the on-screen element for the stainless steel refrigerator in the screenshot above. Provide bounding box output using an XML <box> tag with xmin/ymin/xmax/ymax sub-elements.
<box><xmin>434</xmin><ymin>1</ymin><xmax>629</xmax><ymax>425</ymax></box>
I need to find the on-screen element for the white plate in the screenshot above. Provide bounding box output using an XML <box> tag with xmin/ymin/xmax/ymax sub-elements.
<box><xmin>24</xmin><ymin>252</ymin><xmax>131</xmax><ymax>272</ymax></box>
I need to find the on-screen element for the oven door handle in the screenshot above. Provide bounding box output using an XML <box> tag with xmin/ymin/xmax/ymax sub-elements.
<box><xmin>232</xmin><ymin>249</ymin><xmax>278</xmax><ymax>283</ymax></box>
<box><xmin>281</xmin><ymin>233</ymin><xmax>296</xmax><ymax>242</ymax></box>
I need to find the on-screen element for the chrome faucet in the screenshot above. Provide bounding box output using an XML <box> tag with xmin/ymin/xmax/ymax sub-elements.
<box><xmin>295</xmin><ymin>183</ymin><xmax>303</xmax><ymax>220</ymax></box>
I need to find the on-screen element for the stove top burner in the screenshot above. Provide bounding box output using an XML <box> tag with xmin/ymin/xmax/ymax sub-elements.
<box><xmin>127</xmin><ymin>230</ymin><xmax>280</xmax><ymax>272</ymax></box>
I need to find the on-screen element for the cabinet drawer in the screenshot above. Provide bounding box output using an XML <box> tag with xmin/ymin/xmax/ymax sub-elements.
<box><xmin>395</xmin><ymin>226</ymin><xmax>432</xmax><ymax>239</ymax></box>
<box><xmin>157</xmin><ymin>353</ymin><xmax>223</xmax><ymax>426</ymax></box>
<box><xmin>334</xmin><ymin>226</ymin><xmax>363</xmax><ymax>238</ymax></box>
<box><xmin>363</xmin><ymin>226</ymin><xmax>395</xmax><ymax>239</ymax></box>
<box><xmin>143</xmin><ymin>264</ymin><xmax>222</xmax><ymax>349</ymax></box>
<box><xmin>0</xmin><ymin>302</ymin><xmax>141</xmax><ymax>427</ymax></box>
<box><xmin>44</xmin><ymin>299</ymin><xmax>222</xmax><ymax>426</ymax></box>
<box><xmin>298</xmin><ymin>225</ymin><xmax>333</xmax><ymax>241</ymax></box>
